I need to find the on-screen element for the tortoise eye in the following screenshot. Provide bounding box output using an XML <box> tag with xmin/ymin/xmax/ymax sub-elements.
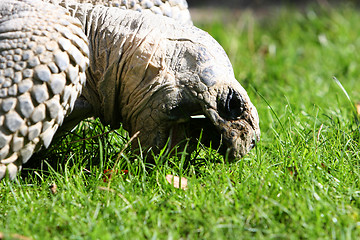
<box><xmin>219</xmin><ymin>88</ymin><xmax>245</xmax><ymax>120</ymax></box>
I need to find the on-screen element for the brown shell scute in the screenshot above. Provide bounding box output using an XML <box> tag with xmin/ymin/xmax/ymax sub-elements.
<box><xmin>0</xmin><ymin>0</ymin><xmax>89</xmax><ymax>179</ymax></box>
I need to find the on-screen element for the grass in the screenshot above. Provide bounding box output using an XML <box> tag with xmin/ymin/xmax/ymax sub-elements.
<box><xmin>1</xmin><ymin>2</ymin><xmax>360</xmax><ymax>239</ymax></box>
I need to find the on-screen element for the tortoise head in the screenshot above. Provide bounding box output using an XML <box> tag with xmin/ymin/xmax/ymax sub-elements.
<box><xmin>164</xmin><ymin>28</ymin><xmax>260</xmax><ymax>160</ymax></box>
<box><xmin>118</xmin><ymin>24</ymin><xmax>260</xmax><ymax>161</ymax></box>
<box><xmin>87</xmin><ymin>11</ymin><xmax>260</xmax><ymax>161</ymax></box>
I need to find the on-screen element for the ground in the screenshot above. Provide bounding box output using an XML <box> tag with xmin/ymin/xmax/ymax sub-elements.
<box><xmin>1</xmin><ymin>1</ymin><xmax>360</xmax><ymax>239</ymax></box>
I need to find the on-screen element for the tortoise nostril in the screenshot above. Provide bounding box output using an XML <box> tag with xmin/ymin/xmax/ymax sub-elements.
<box><xmin>220</xmin><ymin>88</ymin><xmax>245</xmax><ymax>120</ymax></box>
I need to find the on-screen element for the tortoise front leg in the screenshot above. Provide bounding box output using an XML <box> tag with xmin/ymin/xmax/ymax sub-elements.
<box><xmin>0</xmin><ymin>0</ymin><xmax>89</xmax><ymax>179</ymax></box>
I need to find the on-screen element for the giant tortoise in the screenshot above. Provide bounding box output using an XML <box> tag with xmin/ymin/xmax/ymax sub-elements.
<box><xmin>0</xmin><ymin>0</ymin><xmax>260</xmax><ymax>179</ymax></box>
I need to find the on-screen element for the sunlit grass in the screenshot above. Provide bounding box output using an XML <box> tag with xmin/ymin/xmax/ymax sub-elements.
<box><xmin>1</xmin><ymin>3</ymin><xmax>360</xmax><ymax>239</ymax></box>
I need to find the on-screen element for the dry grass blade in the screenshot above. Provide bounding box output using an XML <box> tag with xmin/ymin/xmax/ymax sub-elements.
<box><xmin>114</xmin><ymin>131</ymin><xmax>140</xmax><ymax>166</ymax></box>
<box><xmin>0</xmin><ymin>232</ymin><xmax>33</xmax><ymax>240</ymax></box>
<box><xmin>166</xmin><ymin>175</ymin><xmax>188</xmax><ymax>190</ymax></box>
<box><xmin>49</xmin><ymin>183</ymin><xmax>57</xmax><ymax>194</ymax></box>
<box><xmin>356</xmin><ymin>102</ymin><xmax>360</xmax><ymax>115</ymax></box>
<box><xmin>106</xmin><ymin>131</ymin><xmax>140</xmax><ymax>187</ymax></box>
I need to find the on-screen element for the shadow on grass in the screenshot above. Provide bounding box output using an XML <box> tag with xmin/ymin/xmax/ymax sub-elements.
<box><xmin>20</xmin><ymin>118</ymin><xmax>225</xmax><ymax>182</ymax></box>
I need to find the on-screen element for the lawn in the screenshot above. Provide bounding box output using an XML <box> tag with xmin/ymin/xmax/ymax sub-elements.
<box><xmin>1</xmin><ymin>2</ymin><xmax>360</xmax><ymax>239</ymax></box>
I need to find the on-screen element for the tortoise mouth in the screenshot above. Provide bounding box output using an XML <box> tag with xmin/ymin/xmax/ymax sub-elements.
<box><xmin>168</xmin><ymin>116</ymin><xmax>256</xmax><ymax>160</ymax></box>
<box><xmin>167</xmin><ymin>116</ymin><xmax>222</xmax><ymax>155</ymax></box>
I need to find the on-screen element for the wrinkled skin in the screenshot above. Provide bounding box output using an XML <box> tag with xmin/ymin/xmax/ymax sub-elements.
<box><xmin>70</xmin><ymin>6</ymin><xmax>260</xmax><ymax>160</ymax></box>
<box><xmin>0</xmin><ymin>0</ymin><xmax>259</xmax><ymax>180</ymax></box>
